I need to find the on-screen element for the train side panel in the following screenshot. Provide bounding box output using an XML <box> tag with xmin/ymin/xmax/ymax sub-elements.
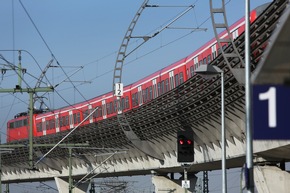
<box><xmin>6</xmin><ymin>5</ymin><xmax>264</xmax><ymax>142</ymax></box>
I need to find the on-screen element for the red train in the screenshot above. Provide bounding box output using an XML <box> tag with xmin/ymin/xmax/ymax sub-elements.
<box><xmin>6</xmin><ymin>6</ymin><xmax>264</xmax><ymax>142</ymax></box>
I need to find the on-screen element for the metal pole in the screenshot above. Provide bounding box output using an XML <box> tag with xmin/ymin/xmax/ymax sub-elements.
<box><xmin>184</xmin><ymin>167</ymin><xmax>188</xmax><ymax>193</ymax></box>
<box><xmin>245</xmin><ymin>0</ymin><xmax>254</xmax><ymax>192</ymax></box>
<box><xmin>221</xmin><ymin>71</ymin><xmax>227</xmax><ymax>193</ymax></box>
<box><xmin>29</xmin><ymin>92</ymin><xmax>34</xmax><ymax>169</ymax></box>
<box><xmin>18</xmin><ymin>50</ymin><xmax>22</xmax><ymax>87</ymax></box>
<box><xmin>6</xmin><ymin>183</ymin><xmax>9</xmax><ymax>193</ymax></box>
<box><xmin>69</xmin><ymin>147</ymin><xmax>73</xmax><ymax>193</ymax></box>
<box><xmin>0</xmin><ymin>138</ymin><xmax>2</xmax><ymax>193</ymax></box>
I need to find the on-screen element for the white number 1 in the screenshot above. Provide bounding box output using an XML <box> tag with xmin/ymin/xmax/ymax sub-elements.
<box><xmin>259</xmin><ymin>87</ymin><xmax>277</xmax><ymax>128</ymax></box>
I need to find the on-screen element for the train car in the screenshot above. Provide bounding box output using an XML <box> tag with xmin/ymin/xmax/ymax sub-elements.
<box><xmin>7</xmin><ymin>112</ymin><xmax>37</xmax><ymax>142</ymax></box>
<box><xmin>6</xmin><ymin>4</ymin><xmax>266</xmax><ymax>142</ymax></box>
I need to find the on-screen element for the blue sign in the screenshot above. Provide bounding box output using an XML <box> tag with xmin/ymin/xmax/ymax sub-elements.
<box><xmin>253</xmin><ymin>85</ymin><xmax>290</xmax><ymax>139</ymax></box>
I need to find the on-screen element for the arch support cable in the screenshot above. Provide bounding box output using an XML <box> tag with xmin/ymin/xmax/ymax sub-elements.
<box><xmin>112</xmin><ymin>0</ymin><xmax>163</xmax><ymax>160</ymax></box>
<box><xmin>112</xmin><ymin>1</ymin><xmax>195</xmax><ymax>160</ymax></box>
<box><xmin>209</xmin><ymin>0</ymin><xmax>245</xmax><ymax>84</ymax></box>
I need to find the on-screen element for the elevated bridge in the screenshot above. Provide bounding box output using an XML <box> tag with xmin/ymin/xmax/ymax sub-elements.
<box><xmin>1</xmin><ymin>0</ymin><xmax>290</xmax><ymax>192</ymax></box>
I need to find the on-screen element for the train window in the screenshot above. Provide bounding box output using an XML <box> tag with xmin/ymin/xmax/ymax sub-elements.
<box><xmin>120</xmin><ymin>98</ymin><xmax>124</xmax><ymax>110</ymax></box>
<box><xmin>110</xmin><ymin>102</ymin><xmax>113</xmax><ymax>114</ymax></box>
<box><xmin>73</xmin><ymin>113</ymin><xmax>77</xmax><ymax>124</ymax></box>
<box><xmin>190</xmin><ymin>66</ymin><xmax>194</xmax><ymax>78</ymax></box>
<box><xmin>106</xmin><ymin>103</ymin><xmax>111</xmax><ymax>115</ymax></box>
<box><xmin>144</xmin><ymin>88</ymin><xmax>148</xmax><ymax>102</ymax></box>
<box><xmin>203</xmin><ymin>57</ymin><xmax>207</xmax><ymax>64</ymax></box>
<box><xmin>94</xmin><ymin>109</ymin><xmax>98</xmax><ymax>118</ymax></box>
<box><xmin>149</xmin><ymin>86</ymin><xmax>153</xmax><ymax>100</ymax></box>
<box><xmin>46</xmin><ymin>121</ymin><xmax>50</xmax><ymax>130</ymax></box>
<box><xmin>132</xmin><ymin>93</ymin><xmax>136</xmax><ymax>106</ymax></box>
<box><xmin>106</xmin><ymin>104</ymin><xmax>110</xmax><ymax>115</ymax></box>
<box><xmin>14</xmin><ymin>121</ymin><xmax>18</xmax><ymax>128</ymax></box>
<box><xmin>63</xmin><ymin>116</ymin><xmax>67</xmax><ymax>126</ymax></box>
<box><xmin>125</xmin><ymin>96</ymin><xmax>129</xmax><ymax>109</ymax></box>
<box><xmin>207</xmin><ymin>54</ymin><xmax>211</xmax><ymax>63</ymax></box>
<box><xmin>36</xmin><ymin>122</ymin><xmax>42</xmax><ymax>132</ymax></box>
<box><xmin>222</xmin><ymin>44</ymin><xmax>227</xmax><ymax>51</ymax></box>
<box><xmin>160</xmin><ymin>80</ymin><xmax>165</xmax><ymax>94</ymax></box>
<box><xmin>83</xmin><ymin>110</ymin><xmax>89</xmax><ymax>119</ymax></box>
<box><xmin>94</xmin><ymin>107</ymin><xmax>100</xmax><ymax>118</ymax></box>
<box><xmin>133</xmin><ymin>93</ymin><xmax>136</xmax><ymax>106</ymax></box>
<box><xmin>73</xmin><ymin>113</ymin><xmax>81</xmax><ymax>124</ymax></box>
<box><xmin>132</xmin><ymin>94</ymin><xmax>135</xmax><ymax>106</ymax></box>
<box><xmin>63</xmin><ymin>116</ymin><xmax>66</xmax><ymax>126</ymax></box>
<box><xmin>136</xmin><ymin>92</ymin><xmax>140</xmax><ymax>105</ymax></box>
<box><xmin>157</xmin><ymin>82</ymin><xmax>161</xmax><ymax>96</ymax></box>
<box><xmin>132</xmin><ymin>93</ymin><xmax>137</xmax><ymax>106</ymax></box>
<box><xmin>99</xmin><ymin>106</ymin><xmax>102</xmax><ymax>117</ymax></box>
<box><xmin>107</xmin><ymin>102</ymin><xmax>111</xmax><ymax>114</ymax></box>
<box><xmin>9</xmin><ymin>122</ymin><xmax>14</xmax><ymax>129</ymax></box>
<box><xmin>175</xmin><ymin>74</ymin><xmax>179</xmax><ymax>87</ymax></box>
<box><xmin>59</xmin><ymin>117</ymin><xmax>63</xmax><ymax>127</ymax></box>
<box><xmin>77</xmin><ymin>112</ymin><xmax>81</xmax><ymax>123</ymax></box>
<box><xmin>65</xmin><ymin>116</ymin><xmax>69</xmax><ymax>126</ymax></box>
<box><xmin>23</xmin><ymin>119</ymin><xmax>28</xmax><ymax>126</ymax></box>
<box><xmin>218</xmin><ymin>48</ymin><xmax>221</xmax><ymax>55</ymax></box>
<box><xmin>179</xmin><ymin>72</ymin><xmax>184</xmax><ymax>84</ymax></box>
<box><xmin>142</xmin><ymin>89</ymin><xmax>146</xmax><ymax>103</ymax></box>
<box><xmin>50</xmin><ymin>119</ymin><xmax>55</xmax><ymax>130</ymax></box>
<box><xmin>165</xmin><ymin>79</ymin><xmax>169</xmax><ymax>92</ymax></box>
<box><xmin>114</xmin><ymin>100</ymin><xmax>118</xmax><ymax>112</ymax></box>
<box><xmin>12</xmin><ymin>119</ymin><xmax>26</xmax><ymax>128</ymax></box>
<box><xmin>15</xmin><ymin>120</ymin><xmax>20</xmax><ymax>128</ymax></box>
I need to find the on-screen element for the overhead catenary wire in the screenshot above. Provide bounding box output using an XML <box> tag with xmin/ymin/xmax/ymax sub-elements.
<box><xmin>18</xmin><ymin>0</ymin><xmax>90</xmax><ymax>108</ymax></box>
<box><xmin>0</xmin><ymin>0</ymin><xmax>247</xmax><ymax>192</ymax></box>
<box><xmin>34</xmin><ymin>107</ymin><xmax>98</xmax><ymax>166</ymax></box>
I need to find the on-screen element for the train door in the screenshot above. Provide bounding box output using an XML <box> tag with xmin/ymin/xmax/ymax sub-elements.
<box><xmin>138</xmin><ymin>86</ymin><xmax>143</xmax><ymax>106</ymax></box>
<box><xmin>69</xmin><ymin>110</ymin><xmax>73</xmax><ymax>129</ymax></box>
<box><xmin>232</xmin><ymin>29</ymin><xmax>239</xmax><ymax>40</ymax></box>
<box><xmin>42</xmin><ymin>118</ymin><xmax>46</xmax><ymax>136</ymax></box>
<box><xmin>169</xmin><ymin>70</ymin><xmax>175</xmax><ymax>90</ymax></box>
<box><xmin>211</xmin><ymin>44</ymin><xmax>217</xmax><ymax>60</ymax></box>
<box><xmin>88</xmin><ymin>104</ymin><xmax>93</xmax><ymax>123</ymax></box>
<box><xmin>193</xmin><ymin>57</ymin><xmax>199</xmax><ymax>75</ymax></box>
<box><xmin>55</xmin><ymin>113</ymin><xmax>60</xmax><ymax>133</ymax></box>
<box><xmin>102</xmin><ymin>100</ymin><xmax>107</xmax><ymax>119</ymax></box>
<box><xmin>152</xmin><ymin>79</ymin><xmax>157</xmax><ymax>99</ymax></box>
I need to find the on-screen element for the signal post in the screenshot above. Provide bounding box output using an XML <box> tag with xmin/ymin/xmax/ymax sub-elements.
<box><xmin>177</xmin><ymin>129</ymin><xmax>194</xmax><ymax>193</ymax></box>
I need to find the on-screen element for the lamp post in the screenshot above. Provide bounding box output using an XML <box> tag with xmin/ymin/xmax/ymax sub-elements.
<box><xmin>195</xmin><ymin>64</ymin><xmax>227</xmax><ymax>193</ymax></box>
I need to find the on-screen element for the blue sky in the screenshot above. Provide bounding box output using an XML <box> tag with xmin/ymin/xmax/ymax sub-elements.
<box><xmin>0</xmin><ymin>0</ymin><xmax>271</xmax><ymax>192</ymax></box>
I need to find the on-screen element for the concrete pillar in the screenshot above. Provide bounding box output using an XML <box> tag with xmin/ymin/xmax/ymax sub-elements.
<box><xmin>152</xmin><ymin>174</ymin><xmax>197</xmax><ymax>193</ymax></box>
<box><xmin>54</xmin><ymin>177</ymin><xmax>89</xmax><ymax>193</ymax></box>
<box><xmin>254</xmin><ymin>165</ymin><xmax>290</xmax><ymax>193</ymax></box>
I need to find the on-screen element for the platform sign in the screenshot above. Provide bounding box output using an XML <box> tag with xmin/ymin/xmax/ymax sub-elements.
<box><xmin>115</xmin><ymin>83</ymin><xmax>123</xmax><ymax>97</ymax></box>
<box><xmin>182</xmin><ymin>180</ymin><xmax>190</xmax><ymax>188</ymax></box>
<box><xmin>253</xmin><ymin>85</ymin><xmax>290</xmax><ymax>139</ymax></box>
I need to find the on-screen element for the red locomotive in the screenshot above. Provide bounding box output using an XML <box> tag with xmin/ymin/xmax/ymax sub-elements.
<box><xmin>6</xmin><ymin>6</ymin><xmax>263</xmax><ymax>142</ymax></box>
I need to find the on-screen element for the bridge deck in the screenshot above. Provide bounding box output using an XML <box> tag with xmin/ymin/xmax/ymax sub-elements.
<box><xmin>1</xmin><ymin>0</ymin><xmax>290</xmax><ymax>184</ymax></box>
